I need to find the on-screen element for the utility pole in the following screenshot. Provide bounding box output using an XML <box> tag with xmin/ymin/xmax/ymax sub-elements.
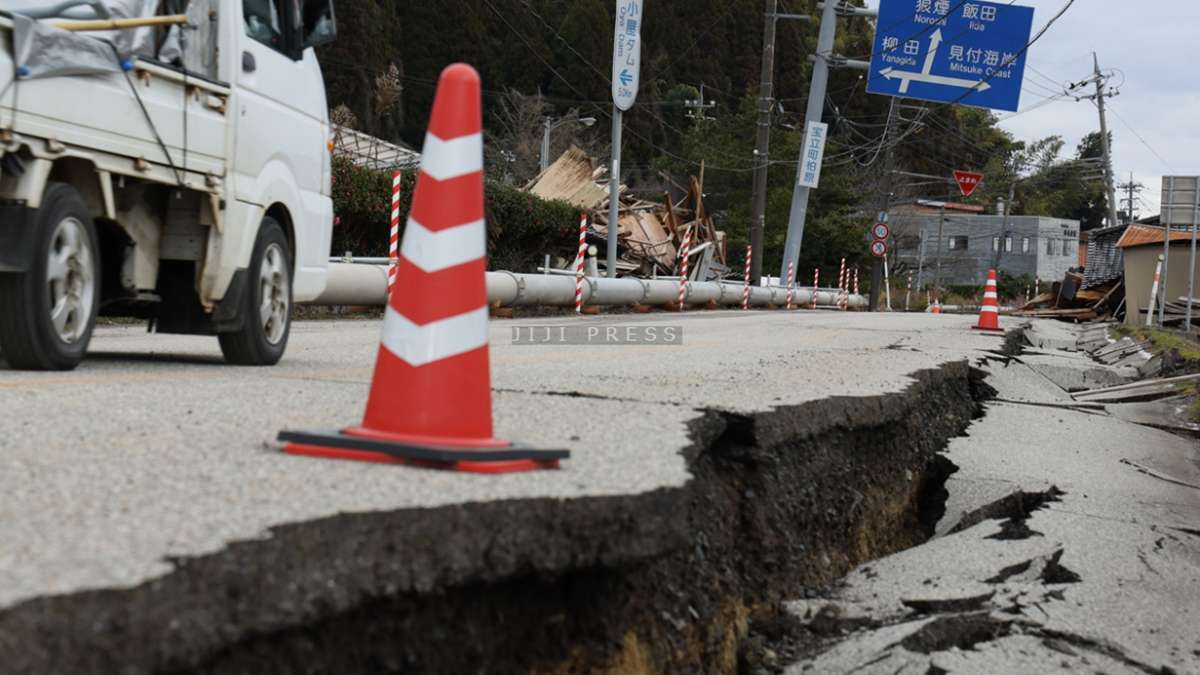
<box><xmin>748</xmin><ymin>0</ymin><xmax>778</xmax><ymax>288</ymax></box>
<box><xmin>993</xmin><ymin>183</ymin><xmax>1016</xmax><ymax>270</ymax></box>
<box><xmin>1073</xmin><ymin>53</ymin><xmax>1121</xmax><ymax>229</ymax></box>
<box><xmin>778</xmin><ymin>1</ymin><xmax>875</xmax><ymax>280</ymax></box>
<box><xmin>749</xmin><ymin>4</ymin><xmax>810</xmax><ymax>286</ymax></box>
<box><xmin>684</xmin><ymin>84</ymin><xmax>717</xmax><ymax>122</ymax></box>
<box><xmin>1093</xmin><ymin>54</ymin><xmax>1120</xmax><ymax>230</ymax></box>
<box><xmin>1117</xmin><ymin>172</ymin><xmax>1144</xmax><ymax>224</ymax></box>
<box><xmin>779</xmin><ymin>0</ymin><xmax>835</xmax><ymax>280</ymax></box>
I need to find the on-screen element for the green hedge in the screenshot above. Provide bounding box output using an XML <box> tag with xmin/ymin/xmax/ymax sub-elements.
<box><xmin>331</xmin><ymin>157</ymin><xmax>582</xmax><ymax>272</ymax></box>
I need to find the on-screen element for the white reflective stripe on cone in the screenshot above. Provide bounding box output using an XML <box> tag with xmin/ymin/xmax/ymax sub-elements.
<box><xmin>419</xmin><ymin>133</ymin><xmax>485</xmax><ymax>181</ymax></box>
<box><xmin>380</xmin><ymin>305</ymin><xmax>489</xmax><ymax>367</ymax></box>
<box><xmin>984</xmin><ymin>292</ymin><xmax>998</xmax><ymax>300</ymax></box>
<box><xmin>981</xmin><ymin>305</ymin><xmax>999</xmax><ymax>313</ymax></box>
<box><xmin>401</xmin><ymin>218</ymin><xmax>486</xmax><ymax>273</ymax></box>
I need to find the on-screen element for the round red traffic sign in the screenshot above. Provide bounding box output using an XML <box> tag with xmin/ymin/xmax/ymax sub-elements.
<box><xmin>872</xmin><ymin>222</ymin><xmax>890</xmax><ymax>241</ymax></box>
<box><xmin>870</xmin><ymin>240</ymin><xmax>888</xmax><ymax>258</ymax></box>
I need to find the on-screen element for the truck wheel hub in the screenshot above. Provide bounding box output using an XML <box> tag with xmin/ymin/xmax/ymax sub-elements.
<box><xmin>46</xmin><ymin>217</ymin><xmax>94</xmax><ymax>345</ymax></box>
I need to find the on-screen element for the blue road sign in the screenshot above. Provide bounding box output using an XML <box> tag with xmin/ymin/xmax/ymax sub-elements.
<box><xmin>867</xmin><ymin>0</ymin><xmax>1035</xmax><ymax>112</ymax></box>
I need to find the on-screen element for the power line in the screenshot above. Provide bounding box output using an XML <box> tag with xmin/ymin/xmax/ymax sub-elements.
<box><xmin>475</xmin><ymin>0</ymin><xmax>761</xmax><ymax>174</ymax></box>
<box><xmin>1105</xmin><ymin>101</ymin><xmax>1176</xmax><ymax>172</ymax></box>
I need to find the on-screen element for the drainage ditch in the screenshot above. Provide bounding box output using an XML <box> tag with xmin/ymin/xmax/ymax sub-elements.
<box><xmin>0</xmin><ymin>360</ymin><xmax>991</xmax><ymax>675</ymax></box>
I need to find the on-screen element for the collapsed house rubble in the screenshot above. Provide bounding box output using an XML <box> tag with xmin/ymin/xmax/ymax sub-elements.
<box><xmin>1015</xmin><ymin>271</ymin><xmax>1125</xmax><ymax>323</ymax></box>
<box><xmin>525</xmin><ymin>146</ymin><xmax>728</xmax><ymax>278</ymax></box>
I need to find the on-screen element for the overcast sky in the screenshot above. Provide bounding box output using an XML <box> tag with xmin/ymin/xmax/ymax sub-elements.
<box><xmin>861</xmin><ymin>0</ymin><xmax>1197</xmax><ymax>218</ymax></box>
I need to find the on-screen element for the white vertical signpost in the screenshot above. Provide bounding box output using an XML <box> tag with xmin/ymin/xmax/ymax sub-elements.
<box><xmin>797</xmin><ymin>122</ymin><xmax>829</xmax><ymax>189</ymax></box>
<box><xmin>608</xmin><ymin>0</ymin><xmax>643</xmax><ymax>278</ymax></box>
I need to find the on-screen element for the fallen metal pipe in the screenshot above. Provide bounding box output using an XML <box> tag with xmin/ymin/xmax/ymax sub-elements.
<box><xmin>309</xmin><ymin>263</ymin><xmax>868</xmax><ymax>310</ymax></box>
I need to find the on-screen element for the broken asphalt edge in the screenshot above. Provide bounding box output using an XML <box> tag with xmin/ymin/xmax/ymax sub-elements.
<box><xmin>0</xmin><ymin>359</ymin><xmax>984</xmax><ymax>675</ymax></box>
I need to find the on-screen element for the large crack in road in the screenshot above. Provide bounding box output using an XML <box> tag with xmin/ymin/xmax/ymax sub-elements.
<box><xmin>1</xmin><ymin>358</ymin><xmax>983</xmax><ymax>675</ymax></box>
<box><xmin>4</xmin><ymin>318</ymin><xmax>1197</xmax><ymax>674</ymax></box>
<box><xmin>766</xmin><ymin>329</ymin><xmax>1200</xmax><ymax>675</ymax></box>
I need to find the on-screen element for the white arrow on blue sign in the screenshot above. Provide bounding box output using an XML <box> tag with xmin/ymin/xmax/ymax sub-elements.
<box><xmin>867</xmin><ymin>0</ymin><xmax>1035</xmax><ymax>112</ymax></box>
<box><xmin>611</xmin><ymin>0</ymin><xmax>644</xmax><ymax>111</ymax></box>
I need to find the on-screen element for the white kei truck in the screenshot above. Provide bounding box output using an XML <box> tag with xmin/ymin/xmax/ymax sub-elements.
<box><xmin>0</xmin><ymin>0</ymin><xmax>336</xmax><ymax>370</ymax></box>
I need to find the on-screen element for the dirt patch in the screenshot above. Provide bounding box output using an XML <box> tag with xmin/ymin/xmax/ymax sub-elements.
<box><xmin>0</xmin><ymin>363</ymin><xmax>982</xmax><ymax>675</ymax></box>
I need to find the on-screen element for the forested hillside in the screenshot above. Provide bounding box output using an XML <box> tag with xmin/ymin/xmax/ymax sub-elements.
<box><xmin>319</xmin><ymin>0</ymin><xmax>1108</xmax><ymax>274</ymax></box>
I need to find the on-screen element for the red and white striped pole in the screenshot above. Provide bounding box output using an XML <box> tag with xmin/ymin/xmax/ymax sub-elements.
<box><xmin>785</xmin><ymin>260</ymin><xmax>795</xmax><ymax>310</ymax></box>
<box><xmin>574</xmin><ymin>213</ymin><xmax>588</xmax><ymax>314</ymax></box>
<box><xmin>838</xmin><ymin>257</ymin><xmax>847</xmax><ymax>311</ymax></box>
<box><xmin>853</xmin><ymin>268</ymin><xmax>860</xmax><ymax>300</ymax></box>
<box><xmin>742</xmin><ymin>245</ymin><xmax>753</xmax><ymax>310</ymax></box>
<box><xmin>677</xmin><ymin>225</ymin><xmax>693</xmax><ymax>311</ymax></box>
<box><xmin>388</xmin><ymin>170</ymin><xmax>403</xmax><ymax>288</ymax></box>
<box><xmin>1146</xmin><ymin>254</ymin><xmax>1165</xmax><ymax>327</ymax></box>
<box><xmin>905</xmin><ymin>271</ymin><xmax>913</xmax><ymax>312</ymax></box>
<box><xmin>811</xmin><ymin>268</ymin><xmax>820</xmax><ymax>310</ymax></box>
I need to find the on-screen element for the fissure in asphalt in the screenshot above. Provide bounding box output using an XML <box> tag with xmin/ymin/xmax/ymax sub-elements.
<box><xmin>0</xmin><ymin>360</ymin><xmax>987</xmax><ymax>675</ymax></box>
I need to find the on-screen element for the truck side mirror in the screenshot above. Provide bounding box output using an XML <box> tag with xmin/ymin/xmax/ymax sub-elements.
<box><xmin>302</xmin><ymin>0</ymin><xmax>337</xmax><ymax>49</ymax></box>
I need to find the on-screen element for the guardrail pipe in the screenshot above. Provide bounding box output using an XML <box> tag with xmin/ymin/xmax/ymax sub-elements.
<box><xmin>310</xmin><ymin>263</ymin><xmax>867</xmax><ymax>310</ymax></box>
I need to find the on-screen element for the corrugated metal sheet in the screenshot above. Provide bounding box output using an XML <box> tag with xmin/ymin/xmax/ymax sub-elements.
<box><xmin>1083</xmin><ymin>224</ymin><xmax>1126</xmax><ymax>288</ymax></box>
<box><xmin>333</xmin><ymin>128</ymin><xmax>421</xmax><ymax>171</ymax></box>
<box><xmin>1117</xmin><ymin>224</ymin><xmax>1196</xmax><ymax>249</ymax></box>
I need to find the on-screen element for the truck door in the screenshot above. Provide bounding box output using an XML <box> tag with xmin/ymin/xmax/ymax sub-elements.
<box><xmin>233</xmin><ymin>0</ymin><xmax>333</xmax><ymax>297</ymax></box>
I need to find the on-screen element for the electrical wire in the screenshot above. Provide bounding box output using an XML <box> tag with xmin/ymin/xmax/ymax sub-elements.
<box><xmin>476</xmin><ymin>0</ymin><xmax>761</xmax><ymax>174</ymax></box>
<box><xmin>1105</xmin><ymin>101</ymin><xmax>1176</xmax><ymax>172</ymax></box>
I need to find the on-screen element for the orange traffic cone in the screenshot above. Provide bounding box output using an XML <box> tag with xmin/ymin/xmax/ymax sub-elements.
<box><xmin>931</xmin><ymin>299</ymin><xmax>942</xmax><ymax>315</ymax></box>
<box><xmin>972</xmin><ymin>269</ymin><xmax>1004</xmax><ymax>333</ymax></box>
<box><xmin>278</xmin><ymin>64</ymin><xmax>567</xmax><ymax>474</ymax></box>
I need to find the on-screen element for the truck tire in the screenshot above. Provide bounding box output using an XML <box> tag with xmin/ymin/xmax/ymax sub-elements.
<box><xmin>218</xmin><ymin>217</ymin><xmax>292</xmax><ymax>366</ymax></box>
<box><xmin>0</xmin><ymin>183</ymin><xmax>100</xmax><ymax>371</ymax></box>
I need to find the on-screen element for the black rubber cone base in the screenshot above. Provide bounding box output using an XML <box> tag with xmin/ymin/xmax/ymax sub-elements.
<box><xmin>277</xmin><ymin>429</ymin><xmax>569</xmax><ymax>474</ymax></box>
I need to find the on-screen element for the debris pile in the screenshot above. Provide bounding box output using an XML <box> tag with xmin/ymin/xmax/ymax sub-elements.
<box><xmin>1016</xmin><ymin>271</ymin><xmax>1124</xmax><ymax>323</ymax></box>
<box><xmin>525</xmin><ymin>147</ymin><xmax>728</xmax><ymax>278</ymax></box>
<box><xmin>1153</xmin><ymin>296</ymin><xmax>1200</xmax><ymax>328</ymax></box>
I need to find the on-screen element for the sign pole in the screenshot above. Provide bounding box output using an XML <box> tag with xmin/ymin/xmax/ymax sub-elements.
<box><xmin>883</xmin><ymin>255</ymin><xmax>892</xmax><ymax>311</ymax></box>
<box><xmin>1187</xmin><ymin>182</ymin><xmax>1199</xmax><ymax>329</ymax></box>
<box><xmin>607</xmin><ymin>107</ymin><xmax>622</xmax><ymax>279</ymax></box>
<box><xmin>934</xmin><ymin>203</ymin><xmax>946</xmax><ymax>301</ymax></box>
<box><xmin>607</xmin><ymin>0</ymin><xmax>643</xmax><ymax>279</ymax></box>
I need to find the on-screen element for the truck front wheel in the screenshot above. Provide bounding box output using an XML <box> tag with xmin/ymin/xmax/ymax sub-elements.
<box><xmin>218</xmin><ymin>217</ymin><xmax>292</xmax><ymax>366</ymax></box>
<box><xmin>0</xmin><ymin>183</ymin><xmax>99</xmax><ymax>371</ymax></box>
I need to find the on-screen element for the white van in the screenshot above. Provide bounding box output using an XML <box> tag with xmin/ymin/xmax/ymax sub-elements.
<box><xmin>0</xmin><ymin>0</ymin><xmax>337</xmax><ymax>369</ymax></box>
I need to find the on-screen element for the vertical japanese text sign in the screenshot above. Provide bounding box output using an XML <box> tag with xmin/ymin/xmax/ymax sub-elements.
<box><xmin>612</xmin><ymin>0</ymin><xmax>644</xmax><ymax>111</ymax></box>
<box><xmin>798</xmin><ymin>122</ymin><xmax>829</xmax><ymax>189</ymax></box>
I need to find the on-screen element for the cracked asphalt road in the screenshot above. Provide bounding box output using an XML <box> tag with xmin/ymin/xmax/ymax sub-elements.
<box><xmin>783</xmin><ymin>323</ymin><xmax>1200</xmax><ymax>675</ymax></box>
<box><xmin>0</xmin><ymin>311</ymin><xmax>997</xmax><ymax>611</ymax></box>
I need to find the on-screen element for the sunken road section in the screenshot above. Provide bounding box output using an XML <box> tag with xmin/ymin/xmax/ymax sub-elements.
<box><xmin>0</xmin><ymin>360</ymin><xmax>984</xmax><ymax>675</ymax></box>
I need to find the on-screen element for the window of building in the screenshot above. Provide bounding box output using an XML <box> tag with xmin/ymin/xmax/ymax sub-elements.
<box><xmin>1021</xmin><ymin>237</ymin><xmax>1030</xmax><ymax>254</ymax></box>
<box><xmin>1062</xmin><ymin>239</ymin><xmax>1071</xmax><ymax>256</ymax></box>
<box><xmin>949</xmin><ymin>236</ymin><xmax>969</xmax><ymax>251</ymax></box>
<box><xmin>1005</xmin><ymin>237</ymin><xmax>1013</xmax><ymax>252</ymax></box>
<box><xmin>991</xmin><ymin>236</ymin><xmax>999</xmax><ymax>252</ymax></box>
<box><xmin>1046</xmin><ymin>238</ymin><xmax>1055</xmax><ymax>256</ymax></box>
